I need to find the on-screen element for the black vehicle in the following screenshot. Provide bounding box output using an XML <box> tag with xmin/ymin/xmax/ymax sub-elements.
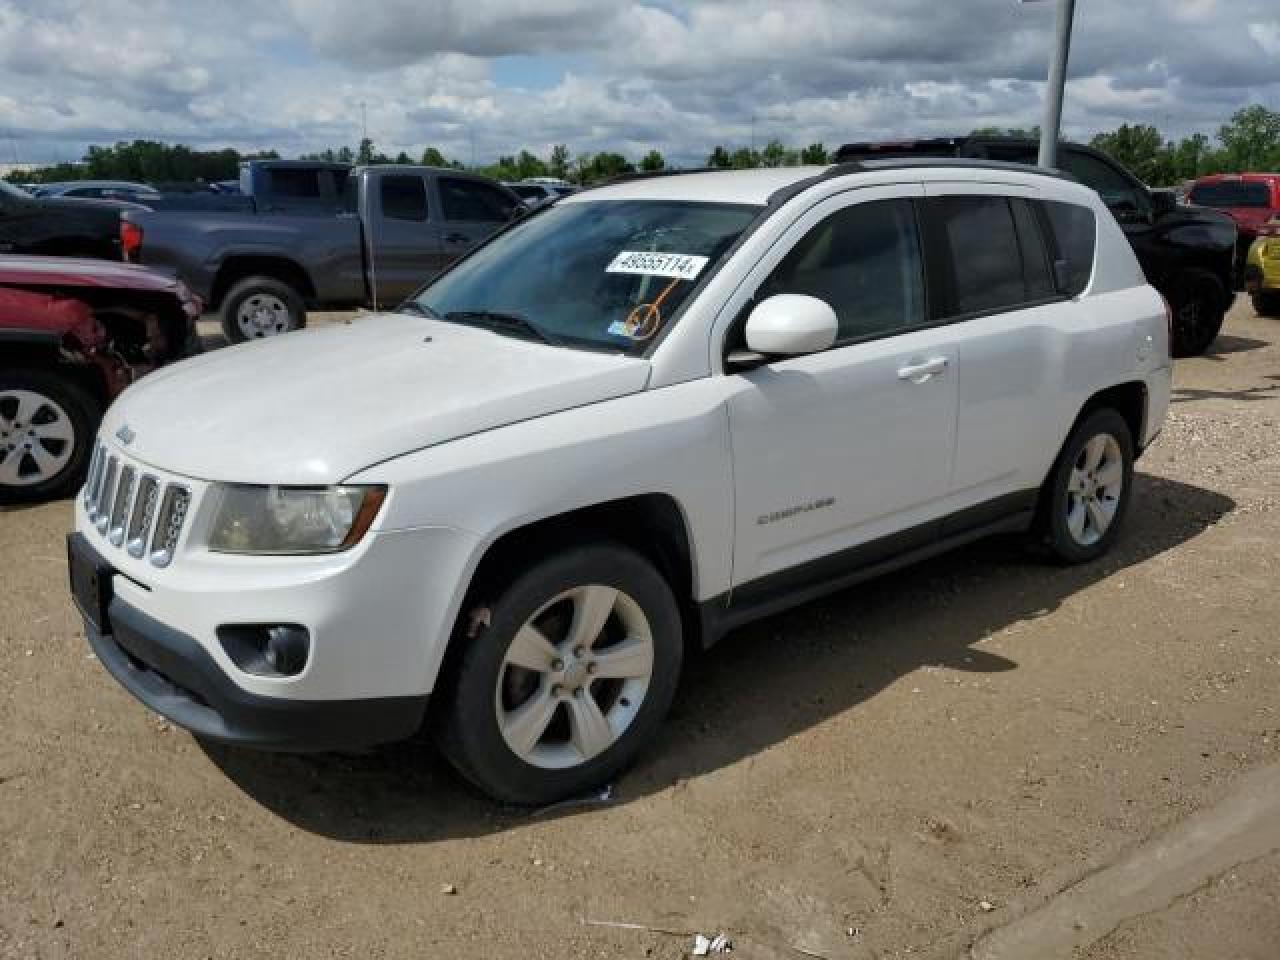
<box><xmin>835</xmin><ymin>138</ymin><xmax>1238</xmax><ymax>356</ymax></box>
<box><xmin>0</xmin><ymin>180</ymin><xmax>144</xmax><ymax>261</ymax></box>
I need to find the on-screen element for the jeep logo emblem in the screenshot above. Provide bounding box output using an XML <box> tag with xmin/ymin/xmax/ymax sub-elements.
<box><xmin>115</xmin><ymin>424</ymin><xmax>136</xmax><ymax>446</ymax></box>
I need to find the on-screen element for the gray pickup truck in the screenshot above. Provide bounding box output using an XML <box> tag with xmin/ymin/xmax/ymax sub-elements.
<box><xmin>121</xmin><ymin>161</ymin><xmax>524</xmax><ymax>342</ymax></box>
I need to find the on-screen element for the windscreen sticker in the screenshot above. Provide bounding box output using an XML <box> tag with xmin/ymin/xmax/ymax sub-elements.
<box><xmin>606</xmin><ymin>250</ymin><xmax>710</xmax><ymax>281</ymax></box>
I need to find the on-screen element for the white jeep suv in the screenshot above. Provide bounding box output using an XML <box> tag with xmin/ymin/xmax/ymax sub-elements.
<box><xmin>69</xmin><ymin>160</ymin><xmax>1171</xmax><ymax>804</ymax></box>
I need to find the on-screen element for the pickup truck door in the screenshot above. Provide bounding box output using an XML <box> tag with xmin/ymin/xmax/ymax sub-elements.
<box><xmin>362</xmin><ymin>172</ymin><xmax>444</xmax><ymax>307</ymax></box>
<box><xmin>722</xmin><ymin>186</ymin><xmax>961</xmax><ymax>599</ymax></box>
<box><xmin>434</xmin><ymin>176</ymin><xmax>520</xmax><ymax>266</ymax></box>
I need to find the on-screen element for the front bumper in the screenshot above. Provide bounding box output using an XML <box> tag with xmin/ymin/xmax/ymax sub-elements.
<box><xmin>74</xmin><ymin>534</ymin><xmax>428</xmax><ymax>751</ymax></box>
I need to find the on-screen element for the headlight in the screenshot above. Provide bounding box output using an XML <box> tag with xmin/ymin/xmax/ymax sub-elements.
<box><xmin>208</xmin><ymin>485</ymin><xmax>386</xmax><ymax>555</ymax></box>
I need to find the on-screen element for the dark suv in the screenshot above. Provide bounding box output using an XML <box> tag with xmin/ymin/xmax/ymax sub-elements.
<box><xmin>835</xmin><ymin>138</ymin><xmax>1238</xmax><ymax>356</ymax></box>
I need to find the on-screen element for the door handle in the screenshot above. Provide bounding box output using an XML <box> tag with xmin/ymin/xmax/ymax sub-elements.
<box><xmin>897</xmin><ymin>357</ymin><xmax>949</xmax><ymax>382</ymax></box>
<box><xmin>444</xmin><ymin>232</ymin><xmax>470</xmax><ymax>244</ymax></box>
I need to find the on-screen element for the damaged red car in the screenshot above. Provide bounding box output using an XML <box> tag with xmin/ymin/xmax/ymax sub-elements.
<box><xmin>1</xmin><ymin>257</ymin><xmax>201</xmax><ymax>502</ymax></box>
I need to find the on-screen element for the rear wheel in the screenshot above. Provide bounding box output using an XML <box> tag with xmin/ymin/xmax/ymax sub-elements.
<box><xmin>434</xmin><ymin>542</ymin><xmax>683</xmax><ymax>805</ymax></box>
<box><xmin>1168</xmin><ymin>270</ymin><xmax>1226</xmax><ymax>357</ymax></box>
<box><xmin>1039</xmin><ymin>409</ymin><xmax>1135</xmax><ymax>564</ymax></box>
<box><xmin>220</xmin><ymin>276</ymin><xmax>305</xmax><ymax>344</ymax></box>
<box><xmin>0</xmin><ymin>369</ymin><xmax>99</xmax><ymax>503</ymax></box>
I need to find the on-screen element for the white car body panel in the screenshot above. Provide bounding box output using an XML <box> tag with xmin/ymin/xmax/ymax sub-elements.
<box><xmin>73</xmin><ymin>162</ymin><xmax>1174</xmax><ymax>720</ymax></box>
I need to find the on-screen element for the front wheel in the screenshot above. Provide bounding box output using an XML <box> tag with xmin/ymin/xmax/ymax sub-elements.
<box><xmin>220</xmin><ymin>276</ymin><xmax>306</xmax><ymax>344</ymax></box>
<box><xmin>434</xmin><ymin>543</ymin><xmax>683</xmax><ymax>805</ymax></box>
<box><xmin>1039</xmin><ymin>408</ymin><xmax>1135</xmax><ymax>564</ymax></box>
<box><xmin>0</xmin><ymin>368</ymin><xmax>99</xmax><ymax>503</ymax></box>
<box><xmin>1168</xmin><ymin>270</ymin><xmax>1226</xmax><ymax>357</ymax></box>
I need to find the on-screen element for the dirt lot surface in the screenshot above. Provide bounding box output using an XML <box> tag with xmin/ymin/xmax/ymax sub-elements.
<box><xmin>3</xmin><ymin>301</ymin><xmax>1280</xmax><ymax>959</ymax></box>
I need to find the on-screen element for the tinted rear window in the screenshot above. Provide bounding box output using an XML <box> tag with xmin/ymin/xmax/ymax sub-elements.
<box><xmin>266</xmin><ymin>169</ymin><xmax>323</xmax><ymax>198</ymax></box>
<box><xmin>931</xmin><ymin>196</ymin><xmax>1028</xmax><ymax>315</ymax></box>
<box><xmin>1041</xmin><ymin>200</ymin><xmax>1097</xmax><ymax>296</ymax></box>
<box><xmin>1189</xmin><ymin>181</ymin><xmax>1271</xmax><ymax>208</ymax></box>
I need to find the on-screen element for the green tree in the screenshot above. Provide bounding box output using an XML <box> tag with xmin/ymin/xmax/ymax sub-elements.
<box><xmin>421</xmin><ymin>146</ymin><xmax>447</xmax><ymax>167</ymax></box>
<box><xmin>1217</xmin><ymin>105</ymin><xmax>1280</xmax><ymax>171</ymax></box>
<box><xmin>730</xmin><ymin>146</ymin><xmax>761</xmax><ymax>169</ymax></box>
<box><xmin>800</xmin><ymin>143</ymin><xmax>828</xmax><ymax>165</ymax></box>
<box><xmin>706</xmin><ymin>145</ymin><xmax>732</xmax><ymax>168</ymax></box>
<box><xmin>515</xmin><ymin>149</ymin><xmax>547</xmax><ymax>180</ymax></box>
<box><xmin>549</xmin><ymin>144</ymin><xmax>571</xmax><ymax>179</ymax></box>
<box><xmin>640</xmin><ymin>149</ymin><xmax>665</xmax><ymax>172</ymax></box>
<box><xmin>356</xmin><ymin>138</ymin><xmax>376</xmax><ymax>164</ymax></box>
<box><xmin>760</xmin><ymin>139</ymin><xmax>795</xmax><ymax>167</ymax></box>
<box><xmin>1089</xmin><ymin>124</ymin><xmax>1171</xmax><ymax>184</ymax></box>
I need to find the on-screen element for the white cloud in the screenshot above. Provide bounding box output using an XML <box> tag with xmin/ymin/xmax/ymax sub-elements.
<box><xmin>0</xmin><ymin>0</ymin><xmax>1277</xmax><ymax>168</ymax></box>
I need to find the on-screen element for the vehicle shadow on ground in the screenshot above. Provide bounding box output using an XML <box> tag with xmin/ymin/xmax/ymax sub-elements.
<box><xmin>201</xmin><ymin>473</ymin><xmax>1235</xmax><ymax>844</ymax></box>
<box><xmin>1197</xmin><ymin>334</ymin><xmax>1269</xmax><ymax>361</ymax></box>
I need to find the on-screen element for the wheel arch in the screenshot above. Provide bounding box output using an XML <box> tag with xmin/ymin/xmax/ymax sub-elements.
<box><xmin>210</xmin><ymin>255</ymin><xmax>316</xmax><ymax>309</ymax></box>
<box><xmin>451</xmin><ymin>493</ymin><xmax>702</xmax><ymax>659</ymax></box>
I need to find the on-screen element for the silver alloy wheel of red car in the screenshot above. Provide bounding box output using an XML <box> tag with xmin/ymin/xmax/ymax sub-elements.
<box><xmin>0</xmin><ymin>388</ymin><xmax>76</xmax><ymax>487</ymax></box>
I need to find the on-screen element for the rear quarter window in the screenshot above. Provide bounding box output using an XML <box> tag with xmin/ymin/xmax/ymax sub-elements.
<box><xmin>1189</xmin><ymin>181</ymin><xmax>1271</xmax><ymax>208</ymax></box>
<box><xmin>1041</xmin><ymin>200</ymin><xmax>1096</xmax><ymax>296</ymax></box>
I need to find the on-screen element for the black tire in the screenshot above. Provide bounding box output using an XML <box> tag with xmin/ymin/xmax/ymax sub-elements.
<box><xmin>1039</xmin><ymin>408</ymin><xmax>1135</xmax><ymax>565</ymax></box>
<box><xmin>1252</xmin><ymin>292</ymin><xmax>1280</xmax><ymax>318</ymax></box>
<box><xmin>219</xmin><ymin>275</ymin><xmax>305</xmax><ymax>344</ymax></box>
<box><xmin>434</xmin><ymin>542</ymin><xmax>683</xmax><ymax>805</ymax></box>
<box><xmin>0</xmin><ymin>368</ymin><xmax>100</xmax><ymax>504</ymax></box>
<box><xmin>1167</xmin><ymin>269</ymin><xmax>1226</xmax><ymax>357</ymax></box>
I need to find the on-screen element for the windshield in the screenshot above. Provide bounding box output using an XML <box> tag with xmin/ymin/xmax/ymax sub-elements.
<box><xmin>1189</xmin><ymin>181</ymin><xmax>1271</xmax><ymax>208</ymax></box>
<box><xmin>413</xmin><ymin>199</ymin><xmax>762</xmax><ymax>354</ymax></box>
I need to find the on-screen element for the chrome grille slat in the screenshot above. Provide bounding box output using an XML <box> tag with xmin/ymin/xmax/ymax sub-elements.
<box><xmin>85</xmin><ymin>438</ymin><xmax>192</xmax><ymax>569</ymax></box>
<box><xmin>107</xmin><ymin>466</ymin><xmax>135</xmax><ymax>546</ymax></box>
<box><xmin>126</xmin><ymin>476</ymin><xmax>159</xmax><ymax>558</ymax></box>
<box><xmin>94</xmin><ymin>457</ymin><xmax>118</xmax><ymax>533</ymax></box>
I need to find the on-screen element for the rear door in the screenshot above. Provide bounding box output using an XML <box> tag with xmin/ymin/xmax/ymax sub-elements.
<box><xmin>921</xmin><ymin>185</ymin><xmax>1072</xmax><ymax>507</ymax></box>
<box><xmin>435</xmin><ymin>177</ymin><xmax>520</xmax><ymax>264</ymax></box>
<box><xmin>363</xmin><ymin>172</ymin><xmax>444</xmax><ymax>306</ymax></box>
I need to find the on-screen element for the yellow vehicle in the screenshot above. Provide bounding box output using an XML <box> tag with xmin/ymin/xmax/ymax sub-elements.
<box><xmin>1245</xmin><ymin>221</ymin><xmax>1280</xmax><ymax>316</ymax></box>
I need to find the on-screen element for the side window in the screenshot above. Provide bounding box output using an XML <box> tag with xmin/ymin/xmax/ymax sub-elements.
<box><xmin>440</xmin><ymin>178</ymin><xmax>518</xmax><ymax>222</ymax></box>
<box><xmin>380</xmin><ymin>175</ymin><xmax>428</xmax><ymax>221</ymax></box>
<box><xmin>1057</xmin><ymin>150</ymin><xmax>1145</xmax><ymax>216</ymax></box>
<box><xmin>931</xmin><ymin>195</ymin><xmax>1028</xmax><ymax>315</ymax></box>
<box><xmin>1010</xmin><ymin>198</ymin><xmax>1056</xmax><ymax>300</ymax></box>
<box><xmin>1041</xmin><ymin>200</ymin><xmax>1097</xmax><ymax>296</ymax></box>
<box><xmin>759</xmin><ymin>198</ymin><xmax>925</xmax><ymax>343</ymax></box>
<box><xmin>265</xmin><ymin>169</ymin><xmax>323</xmax><ymax>199</ymax></box>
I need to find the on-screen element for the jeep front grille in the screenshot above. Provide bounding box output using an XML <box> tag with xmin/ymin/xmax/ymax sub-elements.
<box><xmin>85</xmin><ymin>441</ymin><xmax>191</xmax><ymax>568</ymax></box>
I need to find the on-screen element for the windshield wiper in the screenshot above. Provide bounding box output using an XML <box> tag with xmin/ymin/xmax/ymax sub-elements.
<box><xmin>397</xmin><ymin>300</ymin><xmax>442</xmax><ymax>320</ymax></box>
<box><xmin>444</xmin><ymin>309</ymin><xmax>560</xmax><ymax>346</ymax></box>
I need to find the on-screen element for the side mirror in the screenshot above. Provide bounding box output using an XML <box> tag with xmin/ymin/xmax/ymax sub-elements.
<box><xmin>745</xmin><ymin>294</ymin><xmax>838</xmax><ymax>356</ymax></box>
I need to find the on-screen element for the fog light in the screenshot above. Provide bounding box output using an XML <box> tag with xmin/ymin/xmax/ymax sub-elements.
<box><xmin>218</xmin><ymin>624</ymin><xmax>310</xmax><ymax>677</ymax></box>
<box><xmin>264</xmin><ymin>625</ymin><xmax>309</xmax><ymax>676</ymax></box>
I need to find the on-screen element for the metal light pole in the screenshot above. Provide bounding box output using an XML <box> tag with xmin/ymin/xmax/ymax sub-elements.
<box><xmin>1025</xmin><ymin>0</ymin><xmax>1077</xmax><ymax>169</ymax></box>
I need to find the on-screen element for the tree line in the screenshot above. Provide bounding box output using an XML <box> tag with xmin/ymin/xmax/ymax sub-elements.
<box><xmin>7</xmin><ymin>104</ymin><xmax>1278</xmax><ymax>189</ymax></box>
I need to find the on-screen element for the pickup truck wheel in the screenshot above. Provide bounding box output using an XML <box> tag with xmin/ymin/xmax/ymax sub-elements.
<box><xmin>435</xmin><ymin>543</ymin><xmax>683</xmax><ymax>805</ymax></box>
<box><xmin>221</xmin><ymin>276</ymin><xmax>305</xmax><ymax>343</ymax></box>
<box><xmin>0</xmin><ymin>369</ymin><xmax>99</xmax><ymax>504</ymax></box>
<box><xmin>1168</xmin><ymin>270</ymin><xmax>1226</xmax><ymax>357</ymax></box>
<box><xmin>1039</xmin><ymin>409</ymin><xmax>1134</xmax><ymax>565</ymax></box>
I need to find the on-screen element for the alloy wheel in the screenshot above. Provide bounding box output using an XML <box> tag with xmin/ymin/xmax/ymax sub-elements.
<box><xmin>0</xmin><ymin>389</ymin><xmax>76</xmax><ymax>487</ymax></box>
<box><xmin>495</xmin><ymin>584</ymin><xmax>655</xmax><ymax>770</ymax></box>
<box><xmin>1065</xmin><ymin>433</ymin><xmax>1124</xmax><ymax>547</ymax></box>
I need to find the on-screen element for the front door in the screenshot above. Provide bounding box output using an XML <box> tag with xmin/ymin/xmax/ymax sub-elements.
<box><xmin>435</xmin><ymin>177</ymin><xmax>520</xmax><ymax>266</ymax></box>
<box><xmin>722</xmin><ymin>187</ymin><xmax>959</xmax><ymax>595</ymax></box>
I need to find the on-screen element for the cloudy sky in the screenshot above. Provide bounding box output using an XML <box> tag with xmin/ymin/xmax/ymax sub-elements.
<box><xmin>1</xmin><ymin>0</ymin><xmax>1277</xmax><ymax>168</ymax></box>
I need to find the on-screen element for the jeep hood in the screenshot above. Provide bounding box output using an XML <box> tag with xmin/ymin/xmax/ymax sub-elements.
<box><xmin>102</xmin><ymin>313</ymin><xmax>651</xmax><ymax>484</ymax></box>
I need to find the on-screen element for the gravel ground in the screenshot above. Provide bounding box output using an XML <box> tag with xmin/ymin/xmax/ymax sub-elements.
<box><xmin>2</xmin><ymin>300</ymin><xmax>1279</xmax><ymax>959</ymax></box>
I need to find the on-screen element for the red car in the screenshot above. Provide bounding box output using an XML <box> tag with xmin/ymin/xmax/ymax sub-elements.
<box><xmin>1187</xmin><ymin>173</ymin><xmax>1280</xmax><ymax>281</ymax></box>
<box><xmin>1</xmin><ymin>257</ymin><xmax>201</xmax><ymax>502</ymax></box>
